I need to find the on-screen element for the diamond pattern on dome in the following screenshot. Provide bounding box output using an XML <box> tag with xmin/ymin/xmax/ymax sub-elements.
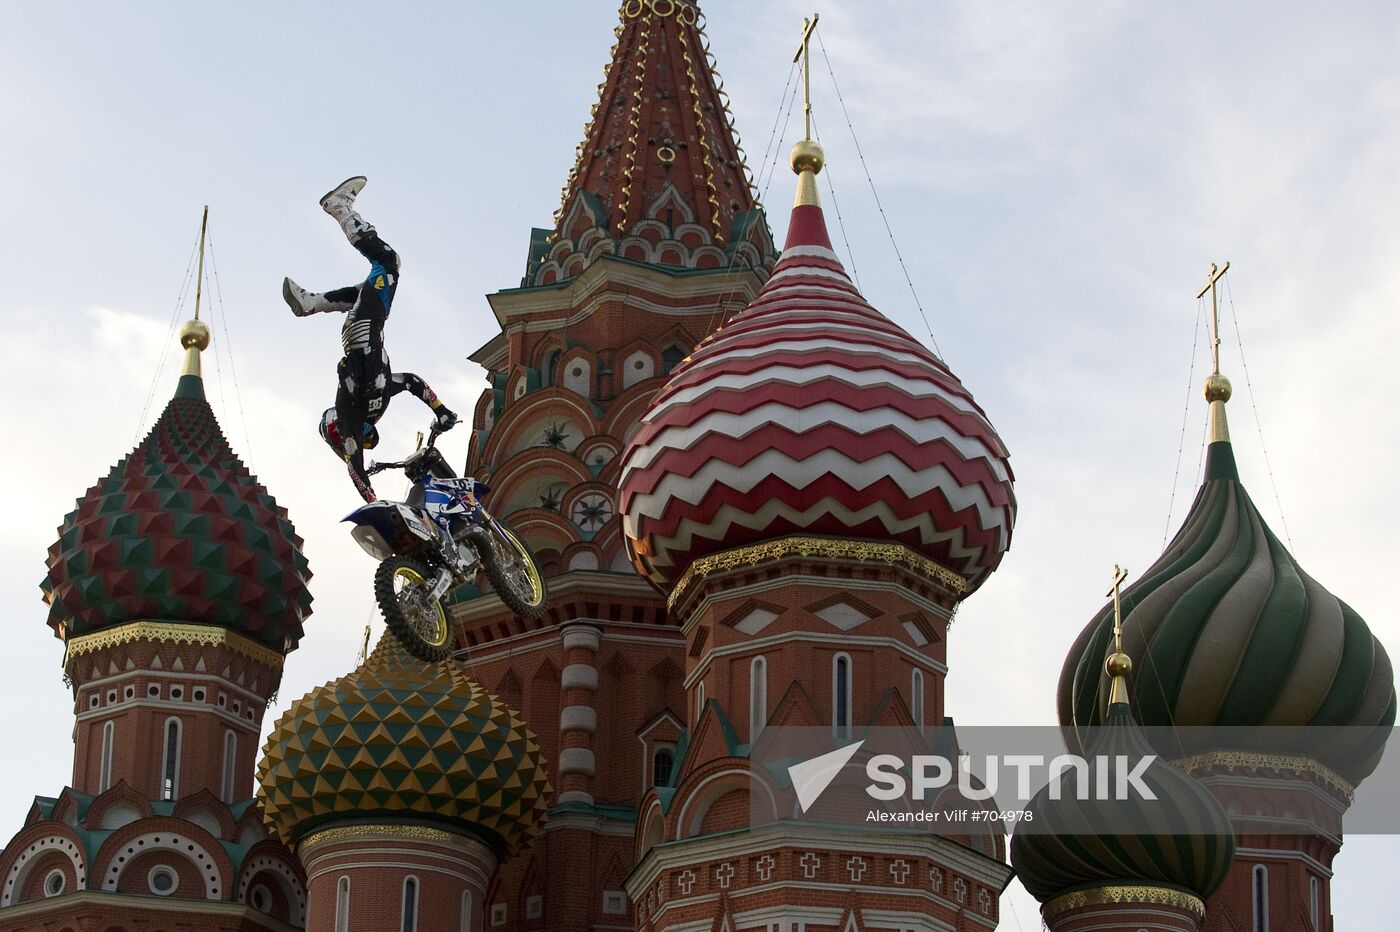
<box><xmin>41</xmin><ymin>376</ymin><xmax>312</xmax><ymax>652</ymax></box>
<box><xmin>257</xmin><ymin>634</ymin><xmax>550</xmax><ymax>854</ymax></box>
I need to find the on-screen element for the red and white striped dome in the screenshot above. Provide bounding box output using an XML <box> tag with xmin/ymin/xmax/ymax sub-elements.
<box><xmin>618</xmin><ymin>198</ymin><xmax>1015</xmax><ymax>596</ymax></box>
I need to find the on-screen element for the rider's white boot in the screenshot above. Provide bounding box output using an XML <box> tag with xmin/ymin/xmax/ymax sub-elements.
<box><xmin>320</xmin><ymin>175</ymin><xmax>373</xmax><ymax>244</ymax></box>
<box><xmin>283</xmin><ymin>277</ymin><xmax>333</xmax><ymax>317</ymax></box>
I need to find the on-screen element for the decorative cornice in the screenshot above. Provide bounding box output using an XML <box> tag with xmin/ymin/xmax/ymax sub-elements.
<box><xmin>1042</xmin><ymin>884</ymin><xmax>1204</xmax><ymax>921</ymax></box>
<box><xmin>668</xmin><ymin>536</ymin><xmax>967</xmax><ymax>612</ymax></box>
<box><xmin>1175</xmin><ymin>750</ymin><xmax>1355</xmax><ymax>801</ymax></box>
<box><xmin>299</xmin><ymin>823</ymin><xmax>487</xmax><ymax>856</ymax></box>
<box><xmin>64</xmin><ymin>620</ymin><xmax>284</xmax><ymax>672</ymax></box>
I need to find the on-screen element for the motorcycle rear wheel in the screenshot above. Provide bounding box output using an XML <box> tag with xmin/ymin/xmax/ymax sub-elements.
<box><xmin>374</xmin><ymin>555</ymin><xmax>452</xmax><ymax>662</ymax></box>
<box><xmin>481</xmin><ymin>518</ymin><xmax>548</xmax><ymax>620</ymax></box>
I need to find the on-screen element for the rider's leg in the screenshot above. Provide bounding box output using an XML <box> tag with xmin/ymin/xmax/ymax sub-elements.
<box><xmin>284</xmin><ymin>279</ymin><xmax>357</xmax><ymax>317</ymax></box>
<box><xmin>387</xmin><ymin>371</ymin><xmax>457</xmax><ymax>429</ymax></box>
<box><xmin>321</xmin><ymin>177</ymin><xmax>401</xmax><ymax>317</ymax></box>
<box><xmin>333</xmin><ymin>358</ymin><xmax>378</xmax><ymax>503</ymax></box>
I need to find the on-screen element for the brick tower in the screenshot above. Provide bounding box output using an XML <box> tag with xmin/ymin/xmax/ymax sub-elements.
<box><xmin>452</xmin><ymin>1</ymin><xmax>777</xmax><ymax>928</ymax></box>
<box><xmin>0</xmin><ymin>320</ymin><xmax>314</xmax><ymax>930</ymax></box>
<box><xmin>1056</xmin><ymin>279</ymin><xmax>1396</xmax><ymax>932</ymax></box>
<box><xmin>615</xmin><ymin>130</ymin><xmax>1018</xmax><ymax>929</ymax></box>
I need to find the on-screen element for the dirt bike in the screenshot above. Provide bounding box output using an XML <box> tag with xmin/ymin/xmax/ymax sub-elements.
<box><xmin>343</xmin><ymin>423</ymin><xmax>547</xmax><ymax>661</ymax></box>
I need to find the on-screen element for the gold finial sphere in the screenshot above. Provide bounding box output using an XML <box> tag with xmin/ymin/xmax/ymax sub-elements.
<box><xmin>1105</xmin><ymin>651</ymin><xmax>1133</xmax><ymax>678</ymax></box>
<box><xmin>179</xmin><ymin>319</ymin><xmax>211</xmax><ymax>351</ymax></box>
<box><xmin>790</xmin><ymin>138</ymin><xmax>825</xmax><ymax>176</ymax></box>
<box><xmin>1203</xmin><ymin>373</ymin><xmax>1232</xmax><ymax>403</ymax></box>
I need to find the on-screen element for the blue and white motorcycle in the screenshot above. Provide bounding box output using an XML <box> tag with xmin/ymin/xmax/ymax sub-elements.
<box><xmin>344</xmin><ymin>423</ymin><xmax>547</xmax><ymax>661</ymax></box>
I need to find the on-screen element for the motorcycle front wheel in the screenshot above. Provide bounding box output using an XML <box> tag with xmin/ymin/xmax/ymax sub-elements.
<box><xmin>480</xmin><ymin>518</ymin><xmax>548</xmax><ymax>620</ymax></box>
<box><xmin>374</xmin><ymin>555</ymin><xmax>452</xmax><ymax>662</ymax></box>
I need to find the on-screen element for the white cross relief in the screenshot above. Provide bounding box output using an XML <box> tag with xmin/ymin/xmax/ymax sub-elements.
<box><xmin>756</xmin><ymin>854</ymin><xmax>776</xmax><ymax>882</ymax></box>
<box><xmin>888</xmin><ymin>859</ymin><xmax>910</xmax><ymax>885</ymax></box>
<box><xmin>953</xmin><ymin>877</ymin><xmax>967</xmax><ymax>903</ymax></box>
<box><xmin>715</xmin><ymin>862</ymin><xmax>735</xmax><ymax>889</ymax></box>
<box><xmin>930</xmin><ymin>868</ymin><xmax>943</xmax><ymax>892</ymax></box>
<box><xmin>800</xmin><ymin>852</ymin><xmax>822</xmax><ymax>879</ymax></box>
<box><xmin>978</xmin><ymin>888</ymin><xmax>993</xmax><ymax>914</ymax></box>
<box><xmin>846</xmin><ymin>856</ymin><xmax>867</xmax><ymax>882</ymax></box>
<box><xmin>677</xmin><ymin>870</ymin><xmax>696</xmax><ymax>896</ymax></box>
<box><xmin>656</xmin><ymin>879</ymin><xmax>664</xmax><ymax>904</ymax></box>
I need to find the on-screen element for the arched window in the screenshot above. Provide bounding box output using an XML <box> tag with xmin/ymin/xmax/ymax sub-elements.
<box><xmin>221</xmin><ymin>730</ymin><xmax>238</xmax><ymax>803</ymax></box>
<box><xmin>696</xmin><ymin>681</ymin><xmax>705</xmax><ymax>720</ymax></box>
<box><xmin>461</xmin><ymin>890</ymin><xmax>475</xmax><ymax>932</ymax></box>
<box><xmin>160</xmin><ymin>717</ymin><xmax>182</xmax><ymax>800</ymax></box>
<box><xmin>335</xmin><ymin>876</ymin><xmax>351</xmax><ymax>932</ymax></box>
<box><xmin>911</xmin><ymin>669</ymin><xmax>925</xmax><ymax>728</ymax></box>
<box><xmin>750</xmin><ymin>655</ymin><xmax>768</xmax><ymax>740</ymax></box>
<box><xmin>653</xmin><ymin>746</ymin><xmax>675</xmax><ymax>787</ymax></box>
<box><xmin>833</xmin><ymin>654</ymin><xmax>853</xmax><ymax>738</ymax></box>
<box><xmin>402</xmin><ymin>875</ymin><xmax>419</xmax><ymax>932</ymax></box>
<box><xmin>541</xmin><ymin>349</ymin><xmax>561</xmax><ymax>388</ymax></box>
<box><xmin>662</xmin><ymin>346</ymin><xmax>685</xmax><ymax>375</ymax></box>
<box><xmin>1309</xmin><ymin>876</ymin><xmax>1319</xmax><ymax>928</ymax></box>
<box><xmin>99</xmin><ymin>720</ymin><xmax>114</xmax><ymax>792</ymax></box>
<box><xmin>1253</xmin><ymin>864</ymin><xmax>1269</xmax><ymax>932</ymax></box>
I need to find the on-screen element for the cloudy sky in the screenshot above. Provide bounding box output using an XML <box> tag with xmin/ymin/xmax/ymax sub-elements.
<box><xmin>4</xmin><ymin>0</ymin><xmax>1398</xmax><ymax>925</ymax></box>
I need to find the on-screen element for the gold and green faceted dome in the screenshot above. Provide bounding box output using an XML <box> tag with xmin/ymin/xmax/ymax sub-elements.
<box><xmin>257</xmin><ymin>633</ymin><xmax>551</xmax><ymax>854</ymax></box>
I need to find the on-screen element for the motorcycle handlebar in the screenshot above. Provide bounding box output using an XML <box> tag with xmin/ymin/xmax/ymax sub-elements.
<box><xmin>366</xmin><ymin>422</ymin><xmax>445</xmax><ymax>475</ymax></box>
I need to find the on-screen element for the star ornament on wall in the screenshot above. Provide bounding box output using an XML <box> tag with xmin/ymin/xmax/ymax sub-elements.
<box><xmin>541</xmin><ymin>423</ymin><xmax>570</xmax><ymax>449</ymax></box>
<box><xmin>572</xmin><ymin>493</ymin><xmax>613</xmax><ymax>530</ymax></box>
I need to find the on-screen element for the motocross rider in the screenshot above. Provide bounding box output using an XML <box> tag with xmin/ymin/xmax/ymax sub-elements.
<box><xmin>283</xmin><ymin>176</ymin><xmax>457</xmax><ymax>502</ymax></box>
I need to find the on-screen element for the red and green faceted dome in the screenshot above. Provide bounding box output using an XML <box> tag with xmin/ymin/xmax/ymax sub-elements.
<box><xmin>41</xmin><ymin>373</ymin><xmax>313</xmax><ymax>652</ymax></box>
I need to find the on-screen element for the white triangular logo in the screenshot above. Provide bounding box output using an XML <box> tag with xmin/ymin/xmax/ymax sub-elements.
<box><xmin>789</xmin><ymin>740</ymin><xmax>864</xmax><ymax>812</ymax></box>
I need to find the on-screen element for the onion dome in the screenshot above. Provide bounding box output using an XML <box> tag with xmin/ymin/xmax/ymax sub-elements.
<box><xmin>1013</xmin><ymin>651</ymin><xmax>1235</xmax><ymax>905</ymax></box>
<box><xmin>41</xmin><ymin>320</ymin><xmax>313</xmax><ymax>652</ymax></box>
<box><xmin>1058</xmin><ymin>373</ymin><xmax>1396</xmax><ymax>783</ymax></box>
<box><xmin>617</xmin><ymin>139</ymin><xmax>1015</xmax><ymax>595</ymax></box>
<box><xmin>256</xmin><ymin>632</ymin><xmax>551</xmax><ymax>855</ymax></box>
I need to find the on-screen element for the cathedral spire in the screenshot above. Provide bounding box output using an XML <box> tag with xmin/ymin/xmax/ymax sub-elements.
<box><xmin>1196</xmin><ymin>260</ymin><xmax>1233</xmax><ymax>446</ymax></box>
<box><xmin>529</xmin><ymin>0</ymin><xmax>775</xmax><ymax>286</ymax></box>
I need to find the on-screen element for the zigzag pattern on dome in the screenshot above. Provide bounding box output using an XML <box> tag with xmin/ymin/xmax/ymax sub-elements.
<box><xmin>618</xmin><ymin>202</ymin><xmax>1016</xmax><ymax>594</ymax></box>
<box><xmin>257</xmin><ymin>633</ymin><xmax>551</xmax><ymax>855</ymax></box>
<box><xmin>41</xmin><ymin>374</ymin><xmax>313</xmax><ymax>652</ymax></box>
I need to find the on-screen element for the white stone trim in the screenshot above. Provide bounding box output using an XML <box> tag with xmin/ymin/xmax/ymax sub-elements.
<box><xmin>561</xmin><ymin>626</ymin><xmax>602</xmax><ymax>652</ymax></box>
<box><xmin>562</xmin><ymin>664</ymin><xmax>599</xmax><ymax>691</ymax></box>
<box><xmin>237</xmin><ymin>853</ymin><xmax>308</xmax><ymax>926</ymax></box>
<box><xmin>2</xmin><ymin>834</ymin><xmax>86</xmax><ymax>906</ymax></box>
<box><xmin>625</xmin><ymin>824</ymin><xmax>1011</xmax><ymax>902</ymax></box>
<box><xmin>559</xmin><ymin>706</ymin><xmax>597</xmax><ymax>733</ymax></box>
<box><xmin>100</xmin><ymin>831</ymin><xmax>221</xmax><ymax>899</ymax></box>
<box><xmin>1233</xmin><ymin>846</ymin><xmax>1334</xmax><ymax>878</ymax></box>
<box><xmin>682</xmin><ymin>576</ymin><xmax>952</xmax><ymax>635</ymax></box>
<box><xmin>558</xmin><ymin>748</ymin><xmax>596</xmax><ymax>776</ymax></box>
<box><xmin>685</xmin><ymin>630</ymin><xmax>947</xmax><ymax>689</ymax></box>
<box><xmin>556</xmin><ymin>790</ymin><xmax>595</xmax><ymax>806</ymax></box>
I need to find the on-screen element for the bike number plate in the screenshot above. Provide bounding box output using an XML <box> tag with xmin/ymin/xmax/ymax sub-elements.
<box><xmin>397</xmin><ymin>504</ymin><xmax>434</xmax><ymax>541</ymax></box>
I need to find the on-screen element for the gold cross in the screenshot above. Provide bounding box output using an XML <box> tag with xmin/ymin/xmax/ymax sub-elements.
<box><xmin>1195</xmin><ymin>260</ymin><xmax>1231</xmax><ymax>375</ymax></box>
<box><xmin>1105</xmin><ymin>564</ymin><xmax>1129</xmax><ymax>653</ymax></box>
<box><xmin>792</xmin><ymin>13</ymin><xmax>820</xmax><ymax>142</ymax></box>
